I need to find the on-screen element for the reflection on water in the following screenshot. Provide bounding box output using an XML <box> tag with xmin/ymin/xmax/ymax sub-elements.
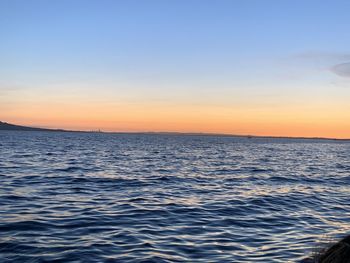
<box><xmin>0</xmin><ymin>131</ymin><xmax>350</xmax><ymax>262</ymax></box>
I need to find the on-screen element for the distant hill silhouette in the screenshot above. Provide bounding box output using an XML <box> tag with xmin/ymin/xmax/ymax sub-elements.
<box><xmin>0</xmin><ymin>121</ymin><xmax>348</xmax><ymax>140</ymax></box>
<box><xmin>0</xmin><ymin>121</ymin><xmax>66</xmax><ymax>132</ymax></box>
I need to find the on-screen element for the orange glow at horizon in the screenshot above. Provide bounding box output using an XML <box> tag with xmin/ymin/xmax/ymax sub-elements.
<box><xmin>1</xmin><ymin>100</ymin><xmax>349</xmax><ymax>139</ymax></box>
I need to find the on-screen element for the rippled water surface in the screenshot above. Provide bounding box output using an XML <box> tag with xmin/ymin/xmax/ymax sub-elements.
<box><xmin>1</xmin><ymin>131</ymin><xmax>350</xmax><ymax>262</ymax></box>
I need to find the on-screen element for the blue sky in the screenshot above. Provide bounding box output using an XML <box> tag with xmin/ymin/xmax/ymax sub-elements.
<box><xmin>0</xmin><ymin>0</ymin><xmax>349</xmax><ymax>137</ymax></box>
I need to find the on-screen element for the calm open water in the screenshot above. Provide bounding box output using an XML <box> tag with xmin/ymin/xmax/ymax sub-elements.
<box><xmin>1</xmin><ymin>131</ymin><xmax>350</xmax><ymax>262</ymax></box>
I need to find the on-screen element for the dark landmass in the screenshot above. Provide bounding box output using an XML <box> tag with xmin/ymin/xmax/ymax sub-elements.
<box><xmin>0</xmin><ymin>121</ymin><xmax>67</xmax><ymax>132</ymax></box>
<box><xmin>126</xmin><ymin>132</ymin><xmax>350</xmax><ymax>141</ymax></box>
<box><xmin>0</xmin><ymin>121</ymin><xmax>349</xmax><ymax>141</ymax></box>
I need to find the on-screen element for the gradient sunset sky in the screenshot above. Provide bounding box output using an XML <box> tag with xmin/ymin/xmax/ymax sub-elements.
<box><xmin>1</xmin><ymin>0</ymin><xmax>350</xmax><ymax>138</ymax></box>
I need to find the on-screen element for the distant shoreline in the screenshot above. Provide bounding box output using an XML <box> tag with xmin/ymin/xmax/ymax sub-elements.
<box><xmin>1</xmin><ymin>121</ymin><xmax>349</xmax><ymax>141</ymax></box>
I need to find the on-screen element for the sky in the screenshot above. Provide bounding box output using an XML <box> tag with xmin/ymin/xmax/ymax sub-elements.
<box><xmin>1</xmin><ymin>0</ymin><xmax>350</xmax><ymax>138</ymax></box>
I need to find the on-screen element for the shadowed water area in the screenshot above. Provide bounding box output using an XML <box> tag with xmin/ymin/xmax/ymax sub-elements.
<box><xmin>0</xmin><ymin>131</ymin><xmax>350</xmax><ymax>262</ymax></box>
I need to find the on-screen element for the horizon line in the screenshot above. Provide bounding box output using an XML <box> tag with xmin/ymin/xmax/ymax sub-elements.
<box><xmin>1</xmin><ymin>121</ymin><xmax>349</xmax><ymax>141</ymax></box>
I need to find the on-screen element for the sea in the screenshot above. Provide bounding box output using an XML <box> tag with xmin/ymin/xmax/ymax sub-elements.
<box><xmin>1</xmin><ymin>131</ymin><xmax>350</xmax><ymax>262</ymax></box>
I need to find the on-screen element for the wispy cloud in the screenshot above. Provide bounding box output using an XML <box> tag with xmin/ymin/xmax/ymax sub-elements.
<box><xmin>331</xmin><ymin>62</ymin><xmax>350</xmax><ymax>78</ymax></box>
<box><xmin>294</xmin><ymin>51</ymin><xmax>350</xmax><ymax>79</ymax></box>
